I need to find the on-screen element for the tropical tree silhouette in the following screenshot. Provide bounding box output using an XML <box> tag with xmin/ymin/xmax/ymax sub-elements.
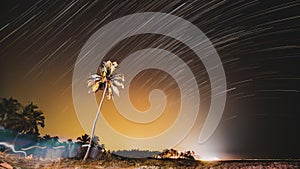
<box><xmin>0</xmin><ymin>97</ymin><xmax>22</xmax><ymax>127</ymax></box>
<box><xmin>0</xmin><ymin>98</ymin><xmax>45</xmax><ymax>144</ymax></box>
<box><xmin>9</xmin><ymin>102</ymin><xmax>45</xmax><ymax>144</ymax></box>
<box><xmin>76</xmin><ymin>134</ymin><xmax>90</xmax><ymax>145</ymax></box>
<box><xmin>21</xmin><ymin>102</ymin><xmax>45</xmax><ymax>135</ymax></box>
<box><xmin>84</xmin><ymin>60</ymin><xmax>124</xmax><ymax>161</ymax></box>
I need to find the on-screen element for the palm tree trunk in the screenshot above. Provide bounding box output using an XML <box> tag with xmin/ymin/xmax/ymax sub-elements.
<box><xmin>83</xmin><ymin>83</ymin><xmax>107</xmax><ymax>161</ymax></box>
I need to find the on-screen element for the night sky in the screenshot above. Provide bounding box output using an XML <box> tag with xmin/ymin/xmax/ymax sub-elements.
<box><xmin>0</xmin><ymin>0</ymin><xmax>300</xmax><ymax>159</ymax></box>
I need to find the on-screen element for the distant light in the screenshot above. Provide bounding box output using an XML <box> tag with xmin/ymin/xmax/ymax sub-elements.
<box><xmin>198</xmin><ymin>156</ymin><xmax>220</xmax><ymax>161</ymax></box>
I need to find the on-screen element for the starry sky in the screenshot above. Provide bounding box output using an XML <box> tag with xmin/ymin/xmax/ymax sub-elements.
<box><xmin>0</xmin><ymin>0</ymin><xmax>300</xmax><ymax>159</ymax></box>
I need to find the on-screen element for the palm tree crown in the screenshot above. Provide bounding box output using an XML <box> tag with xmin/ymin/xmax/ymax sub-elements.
<box><xmin>21</xmin><ymin>102</ymin><xmax>45</xmax><ymax>135</ymax></box>
<box><xmin>0</xmin><ymin>97</ymin><xmax>22</xmax><ymax>127</ymax></box>
<box><xmin>0</xmin><ymin>98</ymin><xmax>45</xmax><ymax>135</ymax></box>
<box><xmin>87</xmin><ymin>60</ymin><xmax>124</xmax><ymax>99</ymax></box>
<box><xmin>76</xmin><ymin>134</ymin><xmax>91</xmax><ymax>145</ymax></box>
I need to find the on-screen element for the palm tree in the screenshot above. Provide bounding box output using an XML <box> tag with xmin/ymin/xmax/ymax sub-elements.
<box><xmin>21</xmin><ymin>102</ymin><xmax>45</xmax><ymax>135</ymax></box>
<box><xmin>0</xmin><ymin>98</ymin><xmax>23</xmax><ymax>145</ymax></box>
<box><xmin>76</xmin><ymin>134</ymin><xmax>90</xmax><ymax>145</ymax></box>
<box><xmin>0</xmin><ymin>98</ymin><xmax>45</xmax><ymax>135</ymax></box>
<box><xmin>5</xmin><ymin>102</ymin><xmax>45</xmax><ymax>144</ymax></box>
<box><xmin>83</xmin><ymin>60</ymin><xmax>124</xmax><ymax>161</ymax></box>
<box><xmin>0</xmin><ymin>97</ymin><xmax>22</xmax><ymax>128</ymax></box>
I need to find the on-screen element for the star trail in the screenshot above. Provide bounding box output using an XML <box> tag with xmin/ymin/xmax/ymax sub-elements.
<box><xmin>0</xmin><ymin>0</ymin><xmax>299</xmax><ymax>158</ymax></box>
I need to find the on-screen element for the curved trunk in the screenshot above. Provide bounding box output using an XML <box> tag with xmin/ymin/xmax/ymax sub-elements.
<box><xmin>83</xmin><ymin>83</ymin><xmax>107</xmax><ymax>161</ymax></box>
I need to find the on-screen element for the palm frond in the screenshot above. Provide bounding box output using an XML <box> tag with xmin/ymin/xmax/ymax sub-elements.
<box><xmin>111</xmin><ymin>84</ymin><xmax>120</xmax><ymax>97</ymax></box>
<box><xmin>112</xmin><ymin>80</ymin><xmax>124</xmax><ymax>89</ymax></box>
<box><xmin>87</xmin><ymin>79</ymin><xmax>95</xmax><ymax>87</ymax></box>
<box><xmin>87</xmin><ymin>60</ymin><xmax>124</xmax><ymax>99</ymax></box>
<box><xmin>89</xmin><ymin>74</ymin><xmax>101</xmax><ymax>79</ymax></box>
<box><xmin>88</xmin><ymin>83</ymin><xmax>99</xmax><ymax>93</ymax></box>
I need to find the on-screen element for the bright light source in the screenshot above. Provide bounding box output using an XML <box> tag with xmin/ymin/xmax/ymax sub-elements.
<box><xmin>198</xmin><ymin>156</ymin><xmax>220</xmax><ymax>161</ymax></box>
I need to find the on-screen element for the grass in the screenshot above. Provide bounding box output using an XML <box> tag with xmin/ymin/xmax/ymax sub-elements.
<box><xmin>1</xmin><ymin>152</ymin><xmax>299</xmax><ymax>169</ymax></box>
